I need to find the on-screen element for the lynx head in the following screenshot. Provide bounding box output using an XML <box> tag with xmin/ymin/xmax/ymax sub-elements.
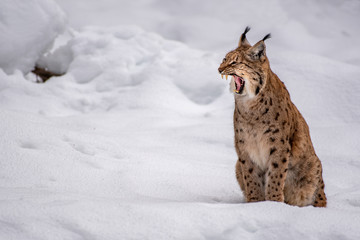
<box><xmin>218</xmin><ymin>27</ymin><xmax>271</xmax><ymax>98</ymax></box>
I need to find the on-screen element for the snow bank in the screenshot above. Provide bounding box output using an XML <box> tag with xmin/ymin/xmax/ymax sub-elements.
<box><xmin>0</xmin><ymin>0</ymin><xmax>66</xmax><ymax>74</ymax></box>
<box><xmin>1</xmin><ymin>25</ymin><xmax>225</xmax><ymax>116</ymax></box>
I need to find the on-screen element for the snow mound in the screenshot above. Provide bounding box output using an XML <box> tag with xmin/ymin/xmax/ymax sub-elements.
<box><xmin>0</xmin><ymin>0</ymin><xmax>66</xmax><ymax>74</ymax></box>
<box><xmin>56</xmin><ymin>26</ymin><xmax>223</xmax><ymax>104</ymax></box>
<box><xmin>1</xmin><ymin>26</ymin><xmax>225</xmax><ymax>116</ymax></box>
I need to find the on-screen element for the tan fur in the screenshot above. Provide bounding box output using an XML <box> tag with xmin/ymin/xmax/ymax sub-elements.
<box><xmin>219</xmin><ymin>29</ymin><xmax>326</xmax><ymax>207</ymax></box>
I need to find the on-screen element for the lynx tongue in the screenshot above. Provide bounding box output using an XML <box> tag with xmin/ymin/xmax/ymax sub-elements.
<box><xmin>234</xmin><ymin>76</ymin><xmax>244</xmax><ymax>92</ymax></box>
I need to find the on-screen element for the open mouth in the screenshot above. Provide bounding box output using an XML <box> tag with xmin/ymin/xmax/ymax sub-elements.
<box><xmin>222</xmin><ymin>74</ymin><xmax>245</xmax><ymax>94</ymax></box>
<box><xmin>233</xmin><ymin>75</ymin><xmax>245</xmax><ymax>94</ymax></box>
<box><xmin>221</xmin><ymin>74</ymin><xmax>245</xmax><ymax>94</ymax></box>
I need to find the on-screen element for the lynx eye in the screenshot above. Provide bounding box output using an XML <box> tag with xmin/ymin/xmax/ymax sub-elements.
<box><xmin>230</xmin><ymin>61</ymin><xmax>237</xmax><ymax>65</ymax></box>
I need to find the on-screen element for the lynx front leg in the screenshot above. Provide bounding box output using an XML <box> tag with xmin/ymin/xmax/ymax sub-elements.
<box><xmin>265</xmin><ymin>144</ymin><xmax>290</xmax><ymax>202</ymax></box>
<box><xmin>237</xmin><ymin>156</ymin><xmax>265</xmax><ymax>202</ymax></box>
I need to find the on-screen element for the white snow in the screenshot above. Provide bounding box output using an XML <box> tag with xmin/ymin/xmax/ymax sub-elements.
<box><xmin>1</xmin><ymin>0</ymin><xmax>360</xmax><ymax>239</ymax></box>
<box><xmin>0</xmin><ymin>0</ymin><xmax>66</xmax><ymax>74</ymax></box>
<box><xmin>55</xmin><ymin>0</ymin><xmax>360</xmax><ymax>65</ymax></box>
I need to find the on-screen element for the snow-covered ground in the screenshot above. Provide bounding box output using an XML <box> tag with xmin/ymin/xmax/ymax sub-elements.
<box><xmin>1</xmin><ymin>0</ymin><xmax>360</xmax><ymax>239</ymax></box>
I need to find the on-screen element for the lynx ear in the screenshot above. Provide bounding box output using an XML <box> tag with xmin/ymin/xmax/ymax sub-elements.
<box><xmin>238</xmin><ymin>26</ymin><xmax>251</xmax><ymax>47</ymax></box>
<box><xmin>247</xmin><ymin>33</ymin><xmax>271</xmax><ymax>61</ymax></box>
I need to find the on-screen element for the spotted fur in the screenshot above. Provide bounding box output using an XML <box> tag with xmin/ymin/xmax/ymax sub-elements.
<box><xmin>219</xmin><ymin>27</ymin><xmax>327</xmax><ymax>207</ymax></box>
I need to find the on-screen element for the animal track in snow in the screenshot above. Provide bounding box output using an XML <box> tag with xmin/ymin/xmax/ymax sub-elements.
<box><xmin>348</xmin><ymin>199</ymin><xmax>360</xmax><ymax>208</ymax></box>
<box><xmin>62</xmin><ymin>135</ymin><xmax>95</xmax><ymax>156</ymax></box>
<box><xmin>19</xmin><ymin>141</ymin><xmax>38</xmax><ymax>150</ymax></box>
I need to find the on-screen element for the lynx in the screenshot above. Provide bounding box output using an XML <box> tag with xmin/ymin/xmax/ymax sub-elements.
<box><xmin>218</xmin><ymin>27</ymin><xmax>326</xmax><ymax>207</ymax></box>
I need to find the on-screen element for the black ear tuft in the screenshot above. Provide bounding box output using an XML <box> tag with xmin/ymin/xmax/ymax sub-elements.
<box><xmin>262</xmin><ymin>33</ymin><xmax>271</xmax><ymax>41</ymax></box>
<box><xmin>241</xmin><ymin>26</ymin><xmax>251</xmax><ymax>41</ymax></box>
<box><xmin>244</xmin><ymin>26</ymin><xmax>251</xmax><ymax>35</ymax></box>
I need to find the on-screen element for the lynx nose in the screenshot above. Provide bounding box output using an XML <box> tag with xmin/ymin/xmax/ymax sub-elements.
<box><xmin>218</xmin><ymin>67</ymin><xmax>224</xmax><ymax>74</ymax></box>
